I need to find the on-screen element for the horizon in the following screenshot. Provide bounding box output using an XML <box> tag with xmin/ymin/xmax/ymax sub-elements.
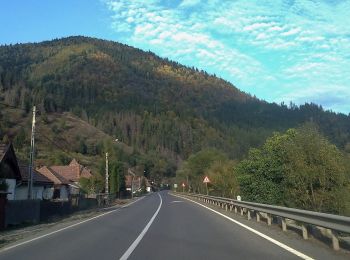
<box><xmin>1</xmin><ymin>0</ymin><xmax>349</xmax><ymax>114</ymax></box>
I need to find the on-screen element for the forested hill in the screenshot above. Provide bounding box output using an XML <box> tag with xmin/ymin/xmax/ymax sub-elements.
<box><xmin>1</xmin><ymin>36</ymin><xmax>350</xmax><ymax>162</ymax></box>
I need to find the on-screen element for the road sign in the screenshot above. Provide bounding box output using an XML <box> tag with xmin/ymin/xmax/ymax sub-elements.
<box><xmin>174</xmin><ymin>184</ymin><xmax>178</xmax><ymax>188</ymax></box>
<box><xmin>203</xmin><ymin>176</ymin><xmax>210</xmax><ymax>183</ymax></box>
<box><xmin>181</xmin><ymin>183</ymin><xmax>185</xmax><ymax>187</ymax></box>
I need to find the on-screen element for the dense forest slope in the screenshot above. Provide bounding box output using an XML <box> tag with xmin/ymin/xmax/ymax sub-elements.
<box><xmin>0</xmin><ymin>36</ymin><xmax>349</xmax><ymax>168</ymax></box>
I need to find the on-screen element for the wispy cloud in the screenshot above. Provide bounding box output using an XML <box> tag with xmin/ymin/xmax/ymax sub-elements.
<box><xmin>104</xmin><ymin>0</ymin><xmax>350</xmax><ymax>113</ymax></box>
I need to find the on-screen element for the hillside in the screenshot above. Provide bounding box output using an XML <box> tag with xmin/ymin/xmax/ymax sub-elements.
<box><xmin>1</xmin><ymin>36</ymin><xmax>350</xmax><ymax>179</ymax></box>
<box><xmin>0</xmin><ymin>107</ymin><xmax>135</xmax><ymax>174</ymax></box>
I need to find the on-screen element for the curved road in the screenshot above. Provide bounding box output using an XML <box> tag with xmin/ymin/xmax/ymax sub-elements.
<box><xmin>0</xmin><ymin>191</ymin><xmax>347</xmax><ymax>259</ymax></box>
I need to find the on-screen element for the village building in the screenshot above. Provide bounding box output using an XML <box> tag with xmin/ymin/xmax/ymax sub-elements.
<box><xmin>0</xmin><ymin>143</ymin><xmax>22</xmax><ymax>200</ymax></box>
<box><xmin>125</xmin><ymin>175</ymin><xmax>152</xmax><ymax>193</ymax></box>
<box><xmin>37</xmin><ymin>159</ymin><xmax>93</xmax><ymax>200</ymax></box>
<box><xmin>16</xmin><ymin>165</ymin><xmax>54</xmax><ymax>200</ymax></box>
<box><xmin>0</xmin><ymin>142</ymin><xmax>55</xmax><ymax>200</ymax></box>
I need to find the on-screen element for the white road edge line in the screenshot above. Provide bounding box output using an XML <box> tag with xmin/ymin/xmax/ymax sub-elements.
<box><xmin>119</xmin><ymin>193</ymin><xmax>162</xmax><ymax>260</ymax></box>
<box><xmin>172</xmin><ymin>194</ymin><xmax>314</xmax><ymax>260</ymax></box>
<box><xmin>0</xmin><ymin>196</ymin><xmax>145</xmax><ymax>253</ymax></box>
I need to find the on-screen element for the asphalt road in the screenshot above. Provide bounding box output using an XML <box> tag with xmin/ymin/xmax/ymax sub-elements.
<box><xmin>0</xmin><ymin>191</ymin><xmax>347</xmax><ymax>260</ymax></box>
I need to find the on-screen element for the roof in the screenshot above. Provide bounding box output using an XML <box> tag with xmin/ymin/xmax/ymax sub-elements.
<box><xmin>18</xmin><ymin>165</ymin><xmax>54</xmax><ymax>185</ymax></box>
<box><xmin>37</xmin><ymin>159</ymin><xmax>92</xmax><ymax>184</ymax></box>
<box><xmin>0</xmin><ymin>143</ymin><xmax>8</xmax><ymax>162</ymax></box>
<box><xmin>37</xmin><ymin>166</ymin><xmax>70</xmax><ymax>185</ymax></box>
<box><xmin>0</xmin><ymin>142</ymin><xmax>21</xmax><ymax>180</ymax></box>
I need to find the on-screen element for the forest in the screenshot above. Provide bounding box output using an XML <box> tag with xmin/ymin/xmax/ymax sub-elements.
<box><xmin>0</xmin><ymin>36</ymin><xmax>349</xmax><ymax>213</ymax></box>
<box><xmin>177</xmin><ymin>124</ymin><xmax>350</xmax><ymax>215</ymax></box>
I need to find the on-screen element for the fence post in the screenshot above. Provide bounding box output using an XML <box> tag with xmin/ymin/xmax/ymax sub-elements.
<box><xmin>266</xmin><ymin>214</ymin><xmax>272</xmax><ymax>226</ymax></box>
<box><xmin>281</xmin><ymin>218</ymin><xmax>287</xmax><ymax>231</ymax></box>
<box><xmin>326</xmin><ymin>229</ymin><xmax>339</xmax><ymax>251</ymax></box>
<box><xmin>301</xmin><ymin>224</ymin><xmax>308</xmax><ymax>239</ymax></box>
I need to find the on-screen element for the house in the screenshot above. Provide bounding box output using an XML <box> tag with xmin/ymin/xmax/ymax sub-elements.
<box><xmin>37</xmin><ymin>166</ymin><xmax>70</xmax><ymax>200</ymax></box>
<box><xmin>0</xmin><ymin>143</ymin><xmax>21</xmax><ymax>200</ymax></box>
<box><xmin>144</xmin><ymin>178</ymin><xmax>152</xmax><ymax>192</ymax></box>
<box><xmin>14</xmin><ymin>165</ymin><xmax>54</xmax><ymax>200</ymax></box>
<box><xmin>50</xmin><ymin>159</ymin><xmax>92</xmax><ymax>183</ymax></box>
<box><xmin>0</xmin><ymin>142</ymin><xmax>55</xmax><ymax>200</ymax></box>
<box><xmin>125</xmin><ymin>175</ymin><xmax>152</xmax><ymax>193</ymax></box>
<box><xmin>37</xmin><ymin>159</ymin><xmax>93</xmax><ymax>200</ymax></box>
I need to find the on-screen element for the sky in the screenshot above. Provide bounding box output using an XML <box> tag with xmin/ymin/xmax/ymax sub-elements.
<box><xmin>1</xmin><ymin>0</ymin><xmax>350</xmax><ymax>114</ymax></box>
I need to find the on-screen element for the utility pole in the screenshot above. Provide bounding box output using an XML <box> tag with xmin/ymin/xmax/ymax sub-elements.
<box><xmin>186</xmin><ymin>175</ymin><xmax>189</xmax><ymax>192</ymax></box>
<box><xmin>128</xmin><ymin>169</ymin><xmax>135</xmax><ymax>199</ymax></box>
<box><xmin>27</xmin><ymin>106</ymin><xmax>36</xmax><ymax>199</ymax></box>
<box><xmin>105</xmin><ymin>152</ymin><xmax>109</xmax><ymax>194</ymax></box>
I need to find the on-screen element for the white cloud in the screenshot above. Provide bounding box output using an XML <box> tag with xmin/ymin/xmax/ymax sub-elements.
<box><xmin>103</xmin><ymin>0</ymin><xmax>350</xmax><ymax>113</ymax></box>
<box><xmin>243</xmin><ymin>22</ymin><xmax>272</xmax><ymax>31</ymax></box>
<box><xmin>281</xmin><ymin>28</ymin><xmax>300</xmax><ymax>36</ymax></box>
<box><xmin>256</xmin><ymin>33</ymin><xmax>268</xmax><ymax>40</ymax></box>
<box><xmin>278</xmin><ymin>85</ymin><xmax>350</xmax><ymax>113</ymax></box>
<box><xmin>268</xmin><ymin>26</ymin><xmax>283</xmax><ymax>32</ymax></box>
<box><xmin>179</xmin><ymin>0</ymin><xmax>201</xmax><ymax>8</ymax></box>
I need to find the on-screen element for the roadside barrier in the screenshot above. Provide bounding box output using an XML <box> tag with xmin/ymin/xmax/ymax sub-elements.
<box><xmin>175</xmin><ymin>193</ymin><xmax>350</xmax><ymax>251</ymax></box>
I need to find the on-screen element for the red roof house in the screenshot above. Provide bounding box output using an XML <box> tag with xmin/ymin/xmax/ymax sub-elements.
<box><xmin>37</xmin><ymin>159</ymin><xmax>93</xmax><ymax>200</ymax></box>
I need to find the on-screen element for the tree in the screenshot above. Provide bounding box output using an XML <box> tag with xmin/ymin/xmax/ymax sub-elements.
<box><xmin>78</xmin><ymin>139</ymin><xmax>87</xmax><ymax>154</ymax></box>
<box><xmin>237</xmin><ymin>124</ymin><xmax>350</xmax><ymax>215</ymax></box>
<box><xmin>282</xmin><ymin>124</ymin><xmax>350</xmax><ymax>214</ymax></box>
<box><xmin>207</xmin><ymin>160</ymin><xmax>239</xmax><ymax>198</ymax></box>
<box><xmin>109</xmin><ymin>161</ymin><xmax>124</xmax><ymax>194</ymax></box>
<box><xmin>177</xmin><ymin>148</ymin><xmax>227</xmax><ymax>193</ymax></box>
<box><xmin>79</xmin><ymin>176</ymin><xmax>104</xmax><ymax>195</ymax></box>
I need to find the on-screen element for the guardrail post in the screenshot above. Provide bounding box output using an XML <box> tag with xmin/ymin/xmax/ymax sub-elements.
<box><xmin>229</xmin><ymin>205</ymin><xmax>233</xmax><ymax>211</ymax></box>
<box><xmin>247</xmin><ymin>210</ymin><xmax>251</xmax><ymax>220</ymax></box>
<box><xmin>326</xmin><ymin>229</ymin><xmax>339</xmax><ymax>251</ymax></box>
<box><xmin>225</xmin><ymin>204</ymin><xmax>228</xmax><ymax>211</ymax></box>
<box><xmin>241</xmin><ymin>207</ymin><xmax>244</xmax><ymax>216</ymax></box>
<box><xmin>266</xmin><ymin>214</ymin><xmax>272</xmax><ymax>226</ymax></box>
<box><xmin>256</xmin><ymin>212</ymin><xmax>260</xmax><ymax>222</ymax></box>
<box><xmin>301</xmin><ymin>224</ymin><xmax>308</xmax><ymax>239</ymax></box>
<box><xmin>234</xmin><ymin>206</ymin><xmax>237</xmax><ymax>214</ymax></box>
<box><xmin>281</xmin><ymin>218</ymin><xmax>287</xmax><ymax>231</ymax></box>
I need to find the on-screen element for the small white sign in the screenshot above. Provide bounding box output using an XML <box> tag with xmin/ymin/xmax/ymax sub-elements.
<box><xmin>203</xmin><ymin>176</ymin><xmax>210</xmax><ymax>183</ymax></box>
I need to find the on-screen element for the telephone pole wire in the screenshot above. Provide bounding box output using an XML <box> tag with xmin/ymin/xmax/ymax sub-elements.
<box><xmin>27</xmin><ymin>106</ymin><xmax>36</xmax><ymax>199</ymax></box>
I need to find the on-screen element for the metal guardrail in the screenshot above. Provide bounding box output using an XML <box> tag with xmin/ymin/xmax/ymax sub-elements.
<box><xmin>176</xmin><ymin>193</ymin><xmax>350</xmax><ymax>250</ymax></box>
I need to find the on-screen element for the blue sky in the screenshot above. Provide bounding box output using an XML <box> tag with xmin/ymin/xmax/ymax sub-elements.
<box><xmin>1</xmin><ymin>0</ymin><xmax>350</xmax><ymax>114</ymax></box>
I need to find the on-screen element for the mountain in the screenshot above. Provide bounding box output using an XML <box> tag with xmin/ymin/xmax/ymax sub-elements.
<box><xmin>0</xmin><ymin>36</ymin><xmax>350</xmax><ymax>178</ymax></box>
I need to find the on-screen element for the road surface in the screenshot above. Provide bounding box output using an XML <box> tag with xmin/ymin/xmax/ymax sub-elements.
<box><xmin>0</xmin><ymin>191</ymin><xmax>348</xmax><ymax>259</ymax></box>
